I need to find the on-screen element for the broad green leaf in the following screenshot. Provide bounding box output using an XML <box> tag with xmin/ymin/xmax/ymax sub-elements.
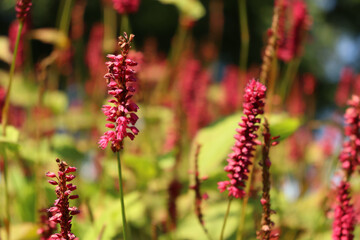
<box><xmin>81</xmin><ymin>191</ymin><xmax>146</xmax><ymax>239</ymax></box>
<box><xmin>0</xmin><ymin>125</ymin><xmax>20</xmax><ymax>151</ymax></box>
<box><xmin>44</xmin><ymin>90</ymin><xmax>68</xmax><ymax>114</ymax></box>
<box><xmin>176</xmin><ymin>200</ymin><xmax>244</xmax><ymax>240</ymax></box>
<box><xmin>192</xmin><ymin>113</ymin><xmax>301</xmax><ymax>176</ymax></box>
<box><xmin>268</xmin><ymin>113</ymin><xmax>302</xmax><ymax>141</ymax></box>
<box><xmin>159</xmin><ymin>0</ymin><xmax>205</xmax><ymax>20</ymax></box>
<box><xmin>193</xmin><ymin>112</ymin><xmax>242</xmax><ymax>175</ymax></box>
<box><xmin>0</xmin><ymin>223</ymin><xmax>38</xmax><ymax>240</ymax></box>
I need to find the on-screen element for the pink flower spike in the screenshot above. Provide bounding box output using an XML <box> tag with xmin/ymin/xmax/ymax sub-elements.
<box><xmin>218</xmin><ymin>79</ymin><xmax>266</xmax><ymax>199</ymax></box>
<box><xmin>99</xmin><ymin>33</ymin><xmax>139</xmax><ymax>152</ymax></box>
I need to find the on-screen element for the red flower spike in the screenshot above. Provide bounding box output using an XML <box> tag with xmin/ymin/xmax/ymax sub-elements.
<box><xmin>46</xmin><ymin>158</ymin><xmax>79</xmax><ymax>240</ymax></box>
<box><xmin>332</xmin><ymin>181</ymin><xmax>356</xmax><ymax>240</ymax></box>
<box><xmin>98</xmin><ymin>33</ymin><xmax>139</xmax><ymax>152</ymax></box>
<box><xmin>218</xmin><ymin>79</ymin><xmax>266</xmax><ymax>199</ymax></box>
<box><xmin>15</xmin><ymin>0</ymin><xmax>32</xmax><ymax>21</ymax></box>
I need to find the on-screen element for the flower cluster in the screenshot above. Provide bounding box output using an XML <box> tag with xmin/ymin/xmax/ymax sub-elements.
<box><xmin>218</xmin><ymin>79</ymin><xmax>266</xmax><ymax>198</ymax></box>
<box><xmin>332</xmin><ymin>180</ymin><xmax>356</xmax><ymax>240</ymax></box>
<box><xmin>15</xmin><ymin>0</ymin><xmax>32</xmax><ymax>21</ymax></box>
<box><xmin>46</xmin><ymin>159</ymin><xmax>79</xmax><ymax>240</ymax></box>
<box><xmin>98</xmin><ymin>33</ymin><xmax>139</xmax><ymax>152</ymax></box>
<box><xmin>112</xmin><ymin>0</ymin><xmax>140</xmax><ymax>14</ymax></box>
<box><xmin>339</xmin><ymin>95</ymin><xmax>360</xmax><ymax>177</ymax></box>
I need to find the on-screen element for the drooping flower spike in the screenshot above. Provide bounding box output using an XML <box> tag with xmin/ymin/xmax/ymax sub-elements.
<box><xmin>46</xmin><ymin>158</ymin><xmax>79</xmax><ymax>240</ymax></box>
<box><xmin>98</xmin><ymin>33</ymin><xmax>139</xmax><ymax>152</ymax></box>
<box><xmin>218</xmin><ymin>79</ymin><xmax>266</xmax><ymax>198</ymax></box>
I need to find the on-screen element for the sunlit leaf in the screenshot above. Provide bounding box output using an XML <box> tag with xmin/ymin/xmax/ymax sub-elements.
<box><xmin>159</xmin><ymin>0</ymin><xmax>205</xmax><ymax>20</ymax></box>
<box><xmin>44</xmin><ymin>90</ymin><xmax>68</xmax><ymax>114</ymax></box>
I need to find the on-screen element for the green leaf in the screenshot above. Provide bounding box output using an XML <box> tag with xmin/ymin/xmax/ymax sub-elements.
<box><xmin>267</xmin><ymin>113</ymin><xmax>302</xmax><ymax>141</ymax></box>
<box><xmin>159</xmin><ymin>0</ymin><xmax>205</xmax><ymax>20</ymax></box>
<box><xmin>192</xmin><ymin>113</ymin><xmax>301</xmax><ymax>176</ymax></box>
<box><xmin>0</xmin><ymin>125</ymin><xmax>20</xmax><ymax>151</ymax></box>
<box><xmin>192</xmin><ymin>112</ymin><xmax>242</xmax><ymax>175</ymax></box>
<box><xmin>176</xmin><ymin>200</ymin><xmax>243</xmax><ymax>240</ymax></box>
<box><xmin>43</xmin><ymin>90</ymin><xmax>68</xmax><ymax>114</ymax></box>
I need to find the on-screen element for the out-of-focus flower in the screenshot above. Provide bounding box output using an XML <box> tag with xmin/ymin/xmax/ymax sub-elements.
<box><xmin>277</xmin><ymin>0</ymin><xmax>311</xmax><ymax>62</ymax></box>
<box><xmin>112</xmin><ymin>0</ymin><xmax>140</xmax><ymax>14</ymax></box>
<box><xmin>85</xmin><ymin>24</ymin><xmax>106</xmax><ymax>98</ymax></box>
<box><xmin>339</xmin><ymin>95</ymin><xmax>360</xmax><ymax>176</ymax></box>
<box><xmin>37</xmin><ymin>209</ymin><xmax>57</xmax><ymax>240</ymax></box>
<box><xmin>178</xmin><ymin>59</ymin><xmax>211</xmax><ymax>137</ymax></box>
<box><xmin>98</xmin><ymin>33</ymin><xmax>139</xmax><ymax>152</ymax></box>
<box><xmin>218</xmin><ymin>79</ymin><xmax>266</xmax><ymax>199</ymax></box>
<box><xmin>336</xmin><ymin>68</ymin><xmax>355</xmax><ymax>107</ymax></box>
<box><xmin>46</xmin><ymin>159</ymin><xmax>79</xmax><ymax>240</ymax></box>
<box><xmin>221</xmin><ymin>66</ymin><xmax>249</xmax><ymax>114</ymax></box>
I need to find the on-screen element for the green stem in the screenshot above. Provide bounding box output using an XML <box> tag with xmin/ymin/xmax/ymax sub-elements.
<box><xmin>116</xmin><ymin>151</ymin><xmax>128</xmax><ymax>240</ymax></box>
<box><xmin>236</xmin><ymin>161</ymin><xmax>256</xmax><ymax>240</ymax></box>
<box><xmin>220</xmin><ymin>197</ymin><xmax>233</xmax><ymax>240</ymax></box>
<box><xmin>238</xmin><ymin>0</ymin><xmax>249</xmax><ymax>71</ymax></box>
<box><xmin>1</xmin><ymin>146</ymin><xmax>10</xmax><ymax>240</ymax></box>
<box><xmin>103</xmin><ymin>6</ymin><xmax>117</xmax><ymax>53</ymax></box>
<box><xmin>120</xmin><ymin>15</ymin><xmax>132</xmax><ymax>36</ymax></box>
<box><xmin>59</xmin><ymin>0</ymin><xmax>73</xmax><ymax>34</ymax></box>
<box><xmin>280</xmin><ymin>58</ymin><xmax>300</xmax><ymax>102</ymax></box>
<box><xmin>2</xmin><ymin>21</ymin><xmax>24</xmax><ymax>136</ymax></box>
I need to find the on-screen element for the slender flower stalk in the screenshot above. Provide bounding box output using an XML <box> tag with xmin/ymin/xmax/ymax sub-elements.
<box><xmin>1</xmin><ymin>2</ymin><xmax>32</xmax><ymax>239</ymax></box>
<box><xmin>257</xmin><ymin>119</ymin><xmax>279</xmax><ymax>240</ymax></box>
<box><xmin>98</xmin><ymin>32</ymin><xmax>139</xmax><ymax>240</ymax></box>
<box><xmin>2</xmin><ymin>0</ymin><xmax>32</xmax><ymax>135</ymax></box>
<box><xmin>189</xmin><ymin>144</ymin><xmax>211</xmax><ymax>239</ymax></box>
<box><xmin>46</xmin><ymin>159</ymin><xmax>79</xmax><ymax>240</ymax></box>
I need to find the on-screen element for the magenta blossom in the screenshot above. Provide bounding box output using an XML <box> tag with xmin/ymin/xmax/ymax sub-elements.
<box><xmin>112</xmin><ymin>0</ymin><xmax>140</xmax><ymax>14</ymax></box>
<box><xmin>98</xmin><ymin>33</ymin><xmax>139</xmax><ymax>152</ymax></box>
<box><xmin>332</xmin><ymin>180</ymin><xmax>356</xmax><ymax>240</ymax></box>
<box><xmin>339</xmin><ymin>95</ymin><xmax>360</xmax><ymax>176</ymax></box>
<box><xmin>218</xmin><ymin>79</ymin><xmax>266</xmax><ymax>198</ymax></box>
<box><xmin>46</xmin><ymin>159</ymin><xmax>79</xmax><ymax>240</ymax></box>
<box><xmin>15</xmin><ymin>0</ymin><xmax>32</xmax><ymax>21</ymax></box>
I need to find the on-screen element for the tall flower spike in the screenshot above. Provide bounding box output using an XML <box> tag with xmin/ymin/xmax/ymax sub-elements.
<box><xmin>98</xmin><ymin>33</ymin><xmax>139</xmax><ymax>152</ymax></box>
<box><xmin>257</xmin><ymin>119</ymin><xmax>279</xmax><ymax>240</ymax></box>
<box><xmin>46</xmin><ymin>159</ymin><xmax>79</xmax><ymax>240</ymax></box>
<box><xmin>339</xmin><ymin>95</ymin><xmax>360</xmax><ymax>177</ymax></box>
<box><xmin>332</xmin><ymin>180</ymin><xmax>356</xmax><ymax>240</ymax></box>
<box><xmin>15</xmin><ymin>0</ymin><xmax>32</xmax><ymax>21</ymax></box>
<box><xmin>218</xmin><ymin>79</ymin><xmax>266</xmax><ymax>199</ymax></box>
